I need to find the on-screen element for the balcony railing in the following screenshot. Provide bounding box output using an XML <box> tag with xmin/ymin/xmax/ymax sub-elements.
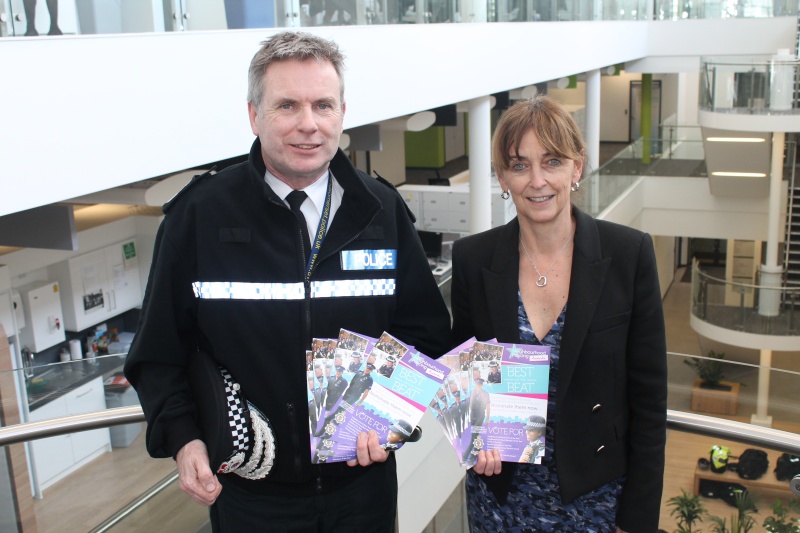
<box><xmin>692</xmin><ymin>259</ymin><xmax>800</xmax><ymax>336</ymax></box>
<box><xmin>700</xmin><ymin>54</ymin><xmax>800</xmax><ymax>116</ymax></box>
<box><xmin>2</xmin><ymin>350</ymin><xmax>799</xmax><ymax>531</ymax></box>
<box><xmin>1</xmin><ymin>0</ymin><xmax>794</xmax><ymax>38</ymax></box>
<box><xmin>573</xmin><ymin>125</ymin><xmax>706</xmax><ymax>217</ymax></box>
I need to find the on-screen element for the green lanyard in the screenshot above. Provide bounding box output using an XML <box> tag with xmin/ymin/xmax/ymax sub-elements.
<box><xmin>305</xmin><ymin>175</ymin><xmax>333</xmax><ymax>281</ymax></box>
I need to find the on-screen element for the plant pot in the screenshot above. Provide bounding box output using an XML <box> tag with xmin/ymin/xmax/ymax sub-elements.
<box><xmin>690</xmin><ymin>379</ymin><xmax>739</xmax><ymax>415</ymax></box>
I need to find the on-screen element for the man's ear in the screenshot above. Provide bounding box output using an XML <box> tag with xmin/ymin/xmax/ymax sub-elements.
<box><xmin>248</xmin><ymin>102</ymin><xmax>260</xmax><ymax>136</ymax></box>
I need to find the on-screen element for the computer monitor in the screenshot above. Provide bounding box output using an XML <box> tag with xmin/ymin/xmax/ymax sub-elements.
<box><xmin>417</xmin><ymin>230</ymin><xmax>443</xmax><ymax>259</ymax></box>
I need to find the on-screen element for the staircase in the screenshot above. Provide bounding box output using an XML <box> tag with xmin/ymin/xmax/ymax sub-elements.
<box><xmin>785</xmin><ymin>139</ymin><xmax>800</xmax><ymax>288</ymax></box>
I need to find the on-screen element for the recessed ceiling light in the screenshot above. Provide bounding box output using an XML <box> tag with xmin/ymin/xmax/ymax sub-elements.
<box><xmin>711</xmin><ymin>172</ymin><xmax>767</xmax><ymax>177</ymax></box>
<box><xmin>706</xmin><ymin>137</ymin><xmax>766</xmax><ymax>143</ymax></box>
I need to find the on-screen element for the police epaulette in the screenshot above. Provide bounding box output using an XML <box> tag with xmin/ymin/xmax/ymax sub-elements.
<box><xmin>162</xmin><ymin>167</ymin><xmax>217</xmax><ymax>214</ymax></box>
<box><xmin>373</xmin><ymin>170</ymin><xmax>416</xmax><ymax>224</ymax></box>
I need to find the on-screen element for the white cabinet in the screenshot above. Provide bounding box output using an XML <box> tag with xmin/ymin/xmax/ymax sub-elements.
<box><xmin>397</xmin><ymin>184</ymin><xmax>514</xmax><ymax>233</ymax></box>
<box><xmin>17</xmin><ymin>282</ymin><xmax>66</xmax><ymax>353</ymax></box>
<box><xmin>49</xmin><ymin>240</ymin><xmax>142</xmax><ymax>332</ymax></box>
<box><xmin>28</xmin><ymin>377</ymin><xmax>110</xmax><ymax>492</ymax></box>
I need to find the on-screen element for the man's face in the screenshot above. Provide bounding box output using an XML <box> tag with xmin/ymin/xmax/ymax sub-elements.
<box><xmin>248</xmin><ymin>59</ymin><xmax>345</xmax><ymax>187</ymax></box>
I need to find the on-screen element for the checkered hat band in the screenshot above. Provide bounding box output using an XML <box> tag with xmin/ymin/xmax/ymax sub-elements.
<box><xmin>219</xmin><ymin>367</ymin><xmax>249</xmax><ymax>452</ymax></box>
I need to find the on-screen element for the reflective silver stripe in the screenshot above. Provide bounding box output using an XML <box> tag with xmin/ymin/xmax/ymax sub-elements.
<box><xmin>192</xmin><ymin>282</ymin><xmax>305</xmax><ymax>300</ymax></box>
<box><xmin>311</xmin><ymin>279</ymin><xmax>396</xmax><ymax>298</ymax></box>
<box><xmin>191</xmin><ymin>279</ymin><xmax>396</xmax><ymax>300</ymax></box>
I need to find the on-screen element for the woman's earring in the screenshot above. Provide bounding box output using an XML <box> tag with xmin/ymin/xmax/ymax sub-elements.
<box><xmin>501</xmin><ymin>190</ymin><xmax>510</xmax><ymax>200</ymax></box>
<box><xmin>570</xmin><ymin>181</ymin><xmax>581</xmax><ymax>192</ymax></box>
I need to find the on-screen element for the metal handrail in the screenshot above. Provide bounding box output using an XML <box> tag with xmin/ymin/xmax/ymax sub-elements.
<box><xmin>2</xmin><ymin>405</ymin><xmax>799</xmax><ymax>455</ymax></box>
<box><xmin>0</xmin><ymin>406</ymin><xmax>144</xmax><ymax>446</ymax></box>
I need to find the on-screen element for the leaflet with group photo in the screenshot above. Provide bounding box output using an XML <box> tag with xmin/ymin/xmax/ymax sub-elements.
<box><xmin>429</xmin><ymin>339</ymin><xmax>551</xmax><ymax>468</ymax></box>
<box><xmin>467</xmin><ymin>341</ymin><xmax>550</xmax><ymax>465</ymax></box>
<box><xmin>309</xmin><ymin>330</ymin><xmax>448</xmax><ymax>463</ymax></box>
<box><xmin>426</xmin><ymin>338</ymin><xmax>476</xmax><ymax>464</ymax></box>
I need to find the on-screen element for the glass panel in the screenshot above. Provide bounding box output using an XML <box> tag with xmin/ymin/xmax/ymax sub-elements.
<box><xmin>0</xmin><ymin>356</ymin><xmax>177</xmax><ymax>532</ymax></box>
<box><xmin>3</xmin><ymin>0</ymin><xmax>797</xmax><ymax>38</ymax></box>
<box><xmin>699</xmin><ymin>55</ymin><xmax>800</xmax><ymax>115</ymax></box>
<box><xmin>692</xmin><ymin>262</ymin><xmax>800</xmax><ymax>337</ymax></box>
<box><xmin>572</xmin><ymin>126</ymin><xmax>706</xmax><ymax>218</ymax></box>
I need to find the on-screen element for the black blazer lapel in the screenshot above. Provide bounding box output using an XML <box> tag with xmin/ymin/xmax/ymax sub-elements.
<box><xmin>559</xmin><ymin>207</ymin><xmax>610</xmax><ymax>396</ymax></box>
<box><xmin>481</xmin><ymin>219</ymin><xmax>521</xmax><ymax>343</ymax></box>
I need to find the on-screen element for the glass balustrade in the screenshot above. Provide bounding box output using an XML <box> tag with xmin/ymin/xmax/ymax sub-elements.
<box><xmin>701</xmin><ymin>54</ymin><xmax>800</xmax><ymax>116</ymax></box>
<box><xmin>692</xmin><ymin>260</ymin><xmax>800</xmax><ymax>336</ymax></box>
<box><xmin>572</xmin><ymin>125</ymin><xmax>706</xmax><ymax>218</ymax></box>
<box><xmin>1</xmin><ymin>0</ymin><xmax>794</xmax><ymax>38</ymax></box>
<box><xmin>0</xmin><ymin>355</ymin><xmax>175</xmax><ymax>533</ymax></box>
<box><xmin>3</xmin><ymin>349</ymin><xmax>799</xmax><ymax>532</ymax></box>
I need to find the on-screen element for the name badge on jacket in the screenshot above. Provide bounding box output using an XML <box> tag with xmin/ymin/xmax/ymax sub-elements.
<box><xmin>341</xmin><ymin>249</ymin><xmax>397</xmax><ymax>270</ymax></box>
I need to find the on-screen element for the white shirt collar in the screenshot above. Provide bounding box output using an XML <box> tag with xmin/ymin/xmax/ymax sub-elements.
<box><xmin>264</xmin><ymin>170</ymin><xmax>330</xmax><ymax>216</ymax></box>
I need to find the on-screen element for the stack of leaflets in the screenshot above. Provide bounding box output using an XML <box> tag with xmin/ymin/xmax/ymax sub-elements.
<box><xmin>428</xmin><ymin>338</ymin><xmax>551</xmax><ymax>468</ymax></box>
<box><xmin>308</xmin><ymin>329</ymin><xmax>449</xmax><ymax>463</ymax></box>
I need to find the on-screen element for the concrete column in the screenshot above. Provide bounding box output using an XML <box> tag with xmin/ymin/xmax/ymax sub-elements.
<box><xmin>468</xmin><ymin>96</ymin><xmax>492</xmax><ymax>234</ymax></box>
<box><xmin>585</xmin><ymin>69</ymin><xmax>601</xmax><ymax>174</ymax></box>
<box><xmin>751</xmin><ymin>349</ymin><xmax>773</xmax><ymax>427</ymax></box>
<box><xmin>759</xmin><ymin>132</ymin><xmax>785</xmax><ymax>317</ymax></box>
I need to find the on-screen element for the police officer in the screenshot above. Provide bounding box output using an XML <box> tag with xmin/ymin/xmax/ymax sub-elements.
<box><xmin>342</xmin><ymin>363</ymin><xmax>375</xmax><ymax>406</ymax></box>
<box><xmin>487</xmin><ymin>360</ymin><xmax>502</xmax><ymax>384</ymax></box>
<box><xmin>382</xmin><ymin>420</ymin><xmax>414</xmax><ymax>450</ymax></box>
<box><xmin>348</xmin><ymin>353</ymin><xmax>363</xmax><ymax>373</ymax></box>
<box><xmin>324</xmin><ymin>365</ymin><xmax>349</xmax><ymax>412</ymax></box>
<box><xmin>462</xmin><ymin>377</ymin><xmax>491</xmax><ymax>462</ymax></box>
<box><xmin>378</xmin><ymin>355</ymin><xmax>396</xmax><ymax>378</ymax></box>
<box><xmin>519</xmin><ymin>415</ymin><xmax>546</xmax><ymax>463</ymax></box>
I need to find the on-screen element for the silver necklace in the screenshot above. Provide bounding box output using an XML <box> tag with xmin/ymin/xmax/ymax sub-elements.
<box><xmin>519</xmin><ymin>234</ymin><xmax>572</xmax><ymax>287</ymax></box>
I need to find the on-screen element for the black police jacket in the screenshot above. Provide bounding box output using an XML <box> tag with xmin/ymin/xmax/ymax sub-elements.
<box><xmin>125</xmin><ymin>139</ymin><xmax>451</xmax><ymax>494</ymax></box>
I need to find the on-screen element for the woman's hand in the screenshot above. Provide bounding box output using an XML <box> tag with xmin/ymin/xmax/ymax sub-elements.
<box><xmin>472</xmin><ymin>449</ymin><xmax>502</xmax><ymax>476</ymax></box>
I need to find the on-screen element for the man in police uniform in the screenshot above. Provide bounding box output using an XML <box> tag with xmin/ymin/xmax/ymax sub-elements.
<box><xmin>462</xmin><ymin>377</ymin><xmax>491</xmax><ymax>462</ymax></box>
<box><xmin>342</xmin><ymin>362</ymin><xmax>375</xmax><ymax>407</ymax></box>
<box><xmin>324</xmin><ymin>365</ymin><xmax>348</xmax><ymax>412</ymax></box>
<box><xmin>124</xmin><ymin>31</ymin><xmax>451</xmax><ymax>532</ymax></box>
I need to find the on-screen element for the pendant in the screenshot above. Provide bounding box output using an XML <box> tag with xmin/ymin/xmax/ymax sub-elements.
<box><xmin>536</xmin><ymin>276</ymin><xmax>547</xmax><ymax>287</ymax></box>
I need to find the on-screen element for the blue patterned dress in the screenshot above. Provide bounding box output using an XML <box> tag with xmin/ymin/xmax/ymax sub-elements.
<box><xmin>465</xmin><ymin>293</ymin><xmax>625</xmax><ymax>532</ymax></box>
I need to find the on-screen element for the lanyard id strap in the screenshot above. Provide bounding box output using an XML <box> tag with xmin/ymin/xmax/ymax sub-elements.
<box><xmin>305</xmin><ymin>175</ymin><xmax>333</xmax><ymax>281</ymax></box>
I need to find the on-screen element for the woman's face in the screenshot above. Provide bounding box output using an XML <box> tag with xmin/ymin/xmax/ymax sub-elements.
<box><xmin>498</xmin><ymin>128</ymin><xmax>583</xmax><ymax>228</ymax></box>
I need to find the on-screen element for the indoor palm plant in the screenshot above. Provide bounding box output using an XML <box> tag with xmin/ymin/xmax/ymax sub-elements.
<box><xmin>668</xmin><ymin>489</ymin><xmax>706</xmax><ymax>533</ymax></box>
<box><xmin>685</xmin><ymin>350</ymin><xmax>727</xmax><ymax>390</ymax></box>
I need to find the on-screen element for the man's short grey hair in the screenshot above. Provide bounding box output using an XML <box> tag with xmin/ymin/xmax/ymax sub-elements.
<box><xmin>247</xmin><ymin>31</ymin><xmax>346</xmax><ymax>113</ymax></box>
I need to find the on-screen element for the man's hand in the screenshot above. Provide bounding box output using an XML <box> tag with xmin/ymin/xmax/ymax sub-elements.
<box><xmin>347</xmin><ymin>430</ymin><xmax>390</xmax><ymax>467</ymax></box>
<box><xmin>471</xmin><ymin>449</ymin><xmax>502</xmax><ymax>476</ymax></box>
<box><xmin>176</xmin><ymin>439</ymin><xmax>222</xmax><ymax>506</ymax></box>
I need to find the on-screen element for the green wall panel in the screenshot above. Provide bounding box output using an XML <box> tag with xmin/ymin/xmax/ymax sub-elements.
<box><xmin>405</xmin><ymin>127</ymin><xmax>446</xmax><ymax>168</ymax></box>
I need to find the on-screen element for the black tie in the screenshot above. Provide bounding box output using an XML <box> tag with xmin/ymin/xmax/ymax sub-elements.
<box><xmin>286</xmin><ymin>190</ymin><xmax>311</xmax><ymax>261</ymax></box>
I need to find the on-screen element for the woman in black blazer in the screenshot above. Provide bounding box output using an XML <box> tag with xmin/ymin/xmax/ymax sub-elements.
<box><xmin>451</xmin><ymin>96</ymin><xmax>667</xmax><ymax>533</ymax></box>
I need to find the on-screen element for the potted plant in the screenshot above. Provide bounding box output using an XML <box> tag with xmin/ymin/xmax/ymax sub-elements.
<box><xmin>684</xmin><ymin>350</ymin><xmax>728</xmax><ymax>390</ymax></box>
<box><xmin>762</xmin><ymin>499</ymin><xmax>800</xmax><ymax>533</ymax></box>
<box><xmin>686</xmin><ymin>351</ymin><xmax>741</xmax><ymax>415</ymax></box>
<box><xmin>708</xmin><ymin>489</ymin><xmax>757</xmax><ymax>533</ymax></box>
<box><xmin>668</xmin><ymin>489</ymin><xmax>706</xmax><ymax>533</ymax></box>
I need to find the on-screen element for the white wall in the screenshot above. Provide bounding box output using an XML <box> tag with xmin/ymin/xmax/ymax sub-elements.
<box><xmin>0</xmin><ymin>17</ymin><xmax>794</xmax><ymax>217</ymax></box>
